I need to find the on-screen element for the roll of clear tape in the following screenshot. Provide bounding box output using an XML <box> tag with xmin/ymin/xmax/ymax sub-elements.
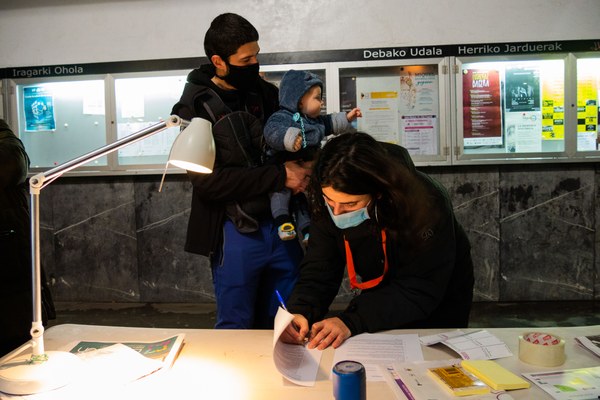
<box><xmin>518</xmin><ymin>332</ymin><xmax>566</xmax><ymax>367</ymax></box>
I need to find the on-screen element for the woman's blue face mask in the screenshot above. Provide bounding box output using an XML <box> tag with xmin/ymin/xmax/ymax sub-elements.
<box><xmin>326</xmin><ymin>201</ymin><xmax>370</xmax><ymax>229</ymax></box>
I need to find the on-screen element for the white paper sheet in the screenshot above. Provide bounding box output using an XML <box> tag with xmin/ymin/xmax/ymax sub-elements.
<box><xmin>332</xmin><ymin>333</ymin><xmax>424</xmax><ymax>381</ymax></box>
<box><xmin>419</xmin><ymin>330</ymin><xmax>467</xmax><ymax>346</ymax></box>
<box><xmin>441</xmin><ymin>330</ymin><xmax>513</xmax><ymax>360</ymax></box>
<box><xmin>272</xmin><ymin>307</ymin><xmax>323</xmax><ymax>386</ymax></box>
<box><xmin>74</xmin><ymin>343</ymin><xmax>164</xmax><ymax>383</ymax></box>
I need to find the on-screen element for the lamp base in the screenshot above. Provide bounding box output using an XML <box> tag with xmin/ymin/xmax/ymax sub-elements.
<box><xmin>0</xmin><ymin>350</ymin><xmax>82</xmax><ymax>395</ymax></box>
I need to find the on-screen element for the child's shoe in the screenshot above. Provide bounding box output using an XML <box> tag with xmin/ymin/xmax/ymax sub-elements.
<box><xmin>278</xmin><ymin>222</ymin><xmax>297</xmax><ymax>240</ymax></box>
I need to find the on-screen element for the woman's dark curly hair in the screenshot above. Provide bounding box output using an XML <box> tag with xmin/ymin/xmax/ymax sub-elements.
<box><xmin>307</xmin><ymin>132</ymin><xmax>440</xmax><ymax>248</ymax></box>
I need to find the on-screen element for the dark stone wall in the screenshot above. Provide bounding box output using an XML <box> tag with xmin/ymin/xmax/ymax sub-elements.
<box><xmin>427</xmin><ymin>163</ymin><xmax>597</xmax><ymax>302</ymax></box>
<box><xmin>39</xmin><ymin>163</ymin><xmax>600</xmax><ymax>303</ymax></box>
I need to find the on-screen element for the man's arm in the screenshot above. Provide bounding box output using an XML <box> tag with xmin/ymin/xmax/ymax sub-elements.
<box><xmin>189</xmin><ymin>160</ymin><xmax>310</xmax><ymax>202</ymax></box>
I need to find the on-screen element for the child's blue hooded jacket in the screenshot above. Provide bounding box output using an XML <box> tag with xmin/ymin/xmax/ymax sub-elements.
<box><xmin>264</xmin><ymin>70</ymin><xmax>353</xmax><ymax>153</ymax></box>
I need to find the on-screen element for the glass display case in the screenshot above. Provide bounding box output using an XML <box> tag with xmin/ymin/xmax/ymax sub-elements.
<box><xmin>113</xmin><ymin>72</ymin><xmax>187</xmax><ymax>166</ymax></box>
<box><xmin>337</xmin><ymin>59</ymin><xmax>450</xmax><ymax>164</ymax></box>
<box><xmin>13</xmin><ymin>78</ymin><xmax>108</xmax><ymax>169</ymax></box>
<box><xmin>3</xmin><ymin>40</ymin><xmax>600</xmax><ymax>174</ymax></box>
<box><xmin>454</xmin><ymin>55</ymin><xmax>567</xmax><ymax>163</ymax></box>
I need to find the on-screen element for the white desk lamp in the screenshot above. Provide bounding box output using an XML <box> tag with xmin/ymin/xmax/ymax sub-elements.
<box><xmin>0</xmin><ymin>115</ymin><xmax>215</xmax><ymax>395</ymax></box>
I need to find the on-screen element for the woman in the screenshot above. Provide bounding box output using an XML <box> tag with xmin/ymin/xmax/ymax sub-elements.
<box><xmin>282</xmin><ymin>132</ymin><xmax>474</xmax><ymax>350</ymax></box>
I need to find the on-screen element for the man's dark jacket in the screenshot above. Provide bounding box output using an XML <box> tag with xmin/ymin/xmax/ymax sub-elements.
<box><xmin>0</xmin><ymin>120</ymin><xmax>55</xmax><ymax>357</ymax></box>
<box><xmin>171</xmin><ymin>65</ymin><xmax>286</xmax><ymax>257</ymax></box>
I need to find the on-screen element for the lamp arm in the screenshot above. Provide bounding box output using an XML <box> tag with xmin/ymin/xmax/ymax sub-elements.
<box><xmin>27</xmin><ymin>115</ymin><xmax>189</xmax><ymax>357</ymax></box>
<box><xmin>31</xmin><ymin>115</ymin><xmax>189</xmax><ymax>190</ymax></box>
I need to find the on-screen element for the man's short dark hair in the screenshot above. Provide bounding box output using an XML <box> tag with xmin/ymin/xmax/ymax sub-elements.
<box><xmin>204</xmin><ymin>13</ymin><xmax>259</xmax><ymax>61</ymax></box>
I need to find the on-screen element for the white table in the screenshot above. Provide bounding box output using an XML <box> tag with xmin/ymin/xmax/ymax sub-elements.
<box><xmin>4</xmin><ymin>324</ymin><xmax>600</xmax><ymax>399</ymax></box>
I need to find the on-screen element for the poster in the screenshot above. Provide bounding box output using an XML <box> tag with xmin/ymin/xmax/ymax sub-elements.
<box><xmin>504</xmin><ymin>111</ymin><xmax>542</xmax><ymax>153</ymax></box>
<box><xmin>398</xmin><ymin>68</ymin><xmax>439</xmax><ymax>154</ymax></box>
<box><xmin>23</xmin><ymin>86</ymin><xmax>56</xmax><ymax>132</ymax></box>
<box><xmin>401</xmin><ymin>115</ymin><xmax>437</xmax><ymax>155</ymax></box>
<box><xmin>541</xmin><ymin>62</ymin><xmax>565</xmax><ymax>140</ymax></box>
<box><xmin>576</xmin><ymin>61</ymin><xmax>599</xmax><ymax>151</ymax></box>
<box><xmin>462</xmin><ymin>69</ymin><xmax>502</xmax><ymax>146</ymax></box>
<box><xmin>505</xmin><ymin>66</ymin><xmax>540</xmax><ymax>112</ymax></box>
<box><xmin>399</xmin><ymin>68</ymin><xmax>438</xmax><ymax>115</ymax></box>
<box><xmin>504</xmin><ymin>64</ymin><xmax>542</xmax><ymax>152</ymax></box>
<box><xmin>356</xmin><ymin>75</ymin><xmax>400</xmax><ymax>143</ymax></box>
<box><xmin>355</xmin><ymin>68</ymin><xmax>439</xmax><ymax>154</ymax></box>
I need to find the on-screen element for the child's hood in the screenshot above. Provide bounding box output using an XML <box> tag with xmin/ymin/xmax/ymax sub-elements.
<box><xmin>278</xmin><ymin>70</ymin><xmax>323</xmax><ymax>113</ymax></box>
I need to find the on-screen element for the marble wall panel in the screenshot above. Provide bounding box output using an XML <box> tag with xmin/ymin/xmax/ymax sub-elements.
<box><xmin>499</xmin><ymin>165</ymin><xmax>595</xmax><ymax>301</ymax></box>
<box><xmin>43</xmin><ymin>177</ymin><xmax>139</xmax><ymax>302</ymax></box>
<box><xmin>41</xmin><ymin>161</ymin><xmax>600</xmax><ymax>304</ymax></box>
<box><xmin>423</xmin><ymin>166</ymin><xmax>500</xmax><ymax>301</ymax></box>
<box><xmin>134</xmin><ymin>175</ymin><xmax>214</xmax><ymax>302</ymax></box>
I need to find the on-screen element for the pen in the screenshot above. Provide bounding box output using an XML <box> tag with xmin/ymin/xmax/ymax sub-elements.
<box><xmin>275</xmin><ymin>289</ymin><xmax>287</xmax><ymax>311</ymax></box>
<box><xmin>275</xmin><ymin>290</ymin><xmax>310</xmax><ymax>343</ymax></box>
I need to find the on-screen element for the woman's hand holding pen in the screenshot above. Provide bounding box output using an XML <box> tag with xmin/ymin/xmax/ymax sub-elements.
<box><xmin>281</xmin><ymin>314</ymin><xmax>311</xmax><ymax>345</ymax></box>
<box><xmin>275</xmin><ymin>291</ymin><xmax>350</xmax><ymax>350</ymax></box>
<box><xmin>281</xmin><ymin>315</ymin><xmax>351</xmax><ymax>350</ymax></box>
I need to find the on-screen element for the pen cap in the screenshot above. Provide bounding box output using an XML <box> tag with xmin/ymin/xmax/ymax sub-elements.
<box><xmin>332</xmin><ymin>360</ymin><xmax>366</xmax><ymax>400</ymax></box>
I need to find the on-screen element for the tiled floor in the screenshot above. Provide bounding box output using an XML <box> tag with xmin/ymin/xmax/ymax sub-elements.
<box><xmin>46</xmin><ymin>301</ymin><xmax>600</xmax><ymax>330</ymax></box>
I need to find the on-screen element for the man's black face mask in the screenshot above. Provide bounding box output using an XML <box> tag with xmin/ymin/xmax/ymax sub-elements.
<box><xmin>223</xmin><ymin>62</ymin><xmax>260</xmax><ymax>92</ymax></box>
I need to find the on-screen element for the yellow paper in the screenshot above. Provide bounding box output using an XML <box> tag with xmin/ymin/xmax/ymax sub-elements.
<box><xmin>461</xmin><ymin>359</ymin><xmax>530</xmax><ymax>390</ymax></box>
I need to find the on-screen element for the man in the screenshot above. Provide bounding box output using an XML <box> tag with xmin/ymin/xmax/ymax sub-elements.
<box><xmin>171</xmin><ymin>13</ymin><xmax>310</xmax><ymax>329</ymax></box>
<box><xmin>0</xmin><ymin>119</ymin><xmax>55</xmax><ymax>356</ymax></box>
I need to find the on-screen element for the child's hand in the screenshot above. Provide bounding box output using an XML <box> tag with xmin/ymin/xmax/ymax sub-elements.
<box><xmin>293</xmin><ymin>134</ymin><xmax>303</xmax><ymax>151</ymax></box>
<box><xmin>346</xmin><ymin>107</ymin><xmax>362</xmax><ymax>121</ymax></box>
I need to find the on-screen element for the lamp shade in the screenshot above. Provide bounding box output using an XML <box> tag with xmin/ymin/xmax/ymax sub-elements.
<box><xmin>168</xmin><ymin>117</ymin><xmax>215</xmax><ymax>173</ymax></box>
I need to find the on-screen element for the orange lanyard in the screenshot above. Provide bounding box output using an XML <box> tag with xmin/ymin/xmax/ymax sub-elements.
<box><xmin>344</xmin><ymin>230</ymin><xmax>388</xmax><ymax>290</ymax></box>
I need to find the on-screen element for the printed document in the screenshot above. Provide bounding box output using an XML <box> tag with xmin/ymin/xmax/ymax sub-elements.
<box><xmin>273</xmin><ymin>307</ymin><xmax>322</xmax><ymax>386</ymax></box>
<box><xmin>437</xmin><ymin>330</ymin><xmax>513</xmax><ymax>360</ymax></box>
<box><xmin>332</xmin><ymin>333</ymin><xmax>424</xmax><ymax>381</ymax></box>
